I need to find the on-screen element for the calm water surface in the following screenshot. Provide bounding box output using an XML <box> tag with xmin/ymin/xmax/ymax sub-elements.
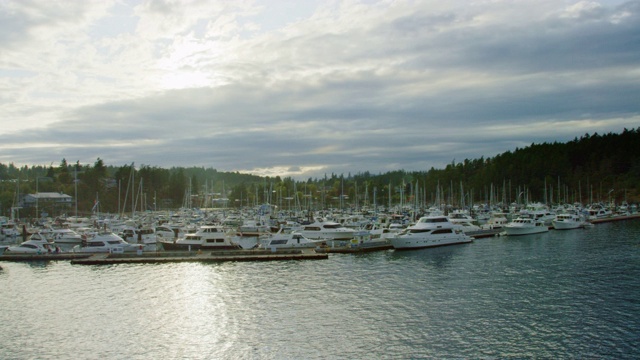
<box><xmin>1</xmin><ymin>220</ymin><xmax>639</xmax><ymax>359</ymax></box>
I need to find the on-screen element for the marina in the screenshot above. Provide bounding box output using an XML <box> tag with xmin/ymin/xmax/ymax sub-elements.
<box><xmin>0</xmin><ymin>249</ymin><xmax>328</xmax><ymax>264</ymax></box>
<box><xmin>2</xmin><ymin>213</ymin><xmax>638</xmax><ymax>262</ymax></box>
<box><xmin>70</xmin><ymin>249</ymin><xmax>327</xmax><ymax>265</ymax></box>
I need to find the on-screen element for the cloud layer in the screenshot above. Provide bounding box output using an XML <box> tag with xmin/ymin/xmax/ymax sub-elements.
<box><xmin>1</xmin><ymin>0</ymin><xmax>639</xmax><ymax>178</ymax></box>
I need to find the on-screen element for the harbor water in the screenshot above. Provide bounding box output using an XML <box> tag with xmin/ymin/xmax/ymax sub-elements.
<box><xmin>1</xmin><ymin>220</ymin><xmax>639</xmax><ymax>359</ymax></box>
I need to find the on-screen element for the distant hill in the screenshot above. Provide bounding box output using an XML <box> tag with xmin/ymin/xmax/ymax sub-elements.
<box><xmin>1</xmin><ymin>128</ymin><xmax>638</xmax><ymax>217</ymax></box>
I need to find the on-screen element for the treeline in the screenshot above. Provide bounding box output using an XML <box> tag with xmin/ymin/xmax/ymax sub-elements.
<box><xmin>1</xmin><ymin>128</ymin><xmax>638</xmax><ymax>217</ymax></box>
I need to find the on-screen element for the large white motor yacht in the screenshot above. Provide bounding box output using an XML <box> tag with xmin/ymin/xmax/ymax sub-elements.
<box><xmin>5</xmin><ymin>233</ymin><xmax>57</xmax><ymax>254</ymax></box>
<box><xmin>158</xmin><ymin>225</ymin><xmax>240</xmax><ymax>251</ymax></box>
<box><xmin>388</xmin><ymin>215</ymin><xmax>472</xmax><ymax>250</ymax></box>
<box><xmin>298</xmin><ymin>219</ymin><xmax>356</xmax><ymax>241</ymax></box>
<box><xmin>72</xmin><ymin>232</ymin><xmax>146</xmax><ymax>253</ymax></box>
<box><xmin>260</xmin><ymin>229</ymin><xmax>321</xmax><ymax>250</ymax></box>
<box><xmin>552</xmin><ymin>212</ymin><xmax>587</xmax><ymax>230</ymax></box>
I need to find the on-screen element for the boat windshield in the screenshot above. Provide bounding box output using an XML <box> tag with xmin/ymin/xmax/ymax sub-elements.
<box><xmin>418</xmin><ymin>217</ymin><xmax>449</xmax><ymax>224</ymax></box>
<box><xmin>408</xmin><ymin>229</ymin><xmax>432</xmax><ymax>234</ymax></box>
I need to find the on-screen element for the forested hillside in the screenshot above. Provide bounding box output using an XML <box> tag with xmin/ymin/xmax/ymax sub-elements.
<box><xmin>1</xmin><ymin>128</ymin><xmax>638</xmax><ymax>218</ymax></box>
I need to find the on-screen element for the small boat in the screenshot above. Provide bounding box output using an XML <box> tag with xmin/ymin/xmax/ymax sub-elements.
<box><xmin>388</xmin><ymin>215</ymin><xmax>472</xmax><ymax>250</ymax></box>
<box><xmin>504</xmin><ymin>216</ymin><xmax>549</xmax><ymax>236</ymax></box>
<box><xmin>158</xmin><ymin>225</ymin><xmax>240</xmax><ymax>251</ymax></box>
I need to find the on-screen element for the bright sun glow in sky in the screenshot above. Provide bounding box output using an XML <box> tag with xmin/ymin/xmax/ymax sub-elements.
<box><xmin>0</xmin><ymin>0</ymin><xmax>638</xmax><ymax>179</ymax></box>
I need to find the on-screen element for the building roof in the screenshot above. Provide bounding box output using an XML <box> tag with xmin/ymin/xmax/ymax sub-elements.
<box><xmin>26</xmin><ymin>192</ymin><xmax>72</xmax><ymax>200</ymax></box>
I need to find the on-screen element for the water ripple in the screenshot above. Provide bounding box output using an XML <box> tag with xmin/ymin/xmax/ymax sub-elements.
<box><xmin>1</xmin><ymin>221</ymin><xmax>639</xmax><ymax>359</ymax></box>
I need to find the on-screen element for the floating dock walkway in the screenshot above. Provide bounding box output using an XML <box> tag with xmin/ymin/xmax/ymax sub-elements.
<box><xmin>70</xmin><ymin>249</ymin><xmax>327</xmax><ymax>265</ymax></box>
<box><xmin>0</xmin><ymin>253</ymin><xmax>93</xmax><ymax>262</ymax></box>
<box><xmin>589</xmin><ymin>213</ymin><xmax>640</xmax><ymax>224</ymax></box>
<box><xmin>317</xmin><ymin>243</ymin><xmax>393</xmax><ymax>254</ymax></box>
<box><xmin>0</xmin><ymin>249</ymin><xmax>327</xmax><ymax>264</ymax></box>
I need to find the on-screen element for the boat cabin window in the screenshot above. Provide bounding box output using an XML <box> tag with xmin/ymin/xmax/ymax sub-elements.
<box><xmin>205</xmin><ymin>238</ymin><xmax>225</xmax><ymax>243</ymax></box>
<box><xmin>432</xmin><ymin>229</ymin><xmax>453</xmax><ymax>234</ymax></box>
<box><xmin>89</xmin><ymin>241</ymin><xmax>106</xmax><ymax>246</ymax></box>
<box><xmin>323</xmin><ymin>224</ymin><xmax>341</xmax><ymax>229</ymax></box>
<box><xmin>419</xmin><ymin>217</ymin><xmax>449</xmax><ymax>223</ymax></box>
<box><xmin>269</xmin><ymin>240</ymin><xmax>288</xmax><ymax>245</ymax></box>
<box><xmin>20</xmin><ymin>244</ymin><xmax>38</xmax><ymax>249</ymax></box>
<box><xmin>409</xmin><ymin>229</ymin><xmax>432</xmax><ymax>234</ymax></box>
<box><xmin>304</xmin><ymin>226</ymin><xmax>321</xmax><ymax>231</ymax></box>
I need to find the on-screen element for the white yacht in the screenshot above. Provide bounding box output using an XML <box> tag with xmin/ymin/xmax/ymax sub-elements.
<box><xmin>552</xmin><ymin>212</ymin><xmax>587</xmax><ymax>230</ymax></box>
<box><xmin>260</xmin><ymin>229</ymin><xmax>321</xmax><ymax>250</ymax></box>
<box><xmin>448</xmin><ymin>211</ymin><xmax>482</xmax><ymax>234</ymax></box>
<box><xmin>43</xmin><ymin>227</ymin><xmax>83</xmax><ymax>245</ymax></box>
<box><xmin>521</xmin><ymin>203</ymin><xmax>556</xmax><ymax>226</ymax></box>
<box><xmin>504</xmin><ymin>216</ymin><xmax>549</xmax><ymax>236</ymax></box>
<box><xmin>0</xmin><ymin>221</ymin><xmax>20</xmax><ymax>240</ymax></box>
<box><xmin>5</xmin><ymin>233</ymin><xmax>58</xmax><ymax>254</ymax></box>
<box><xmin>158</xmin><ymin>225</ymin><xmax>240</xmax><ymax>251</ymax></box>
<box><xmin>328</xmin><ymin>229</ymin><xmax>392</xmax><ymax>250</ymax></box>
<box><xmin>121</xmin><ymin>225</ymin><xmax>157</xmax><ymax>246</ymax></box>
<box><xmin>361</xmin><ymin>222</ymin><xmax>402</xmax><ymax>240</ymax></box>
<box><xmin>388</xmin><ymin>215</ymin><xmax>472</xmax><ymax>250</ymax></box>
<box><xmin>298</xmin><ymin>219</ymin><xmax>356</xmax><ymax>241</ymax></box>
<box><xmin>238</xmin><ymin>219</ymin><xmax>271</xmax><ymax>236</ymax></box>
<box><xmin>481</xmin><ymin>212</ymin><xmax>509</xmax><ymax>230</ymax></box>
<box><xmin>72</xmin><ymin>232</ymin><xmax>145</xmax><ymax>253</ymax></box>
<box><xmin>155</xmin><ymin>225</ymin><xmax>178</xmax><ymax>240</ymax></box>
<box><xmin>585</xmin><ymin>204</ymin><xmax>613</xmax><ymax>221</ymax></box>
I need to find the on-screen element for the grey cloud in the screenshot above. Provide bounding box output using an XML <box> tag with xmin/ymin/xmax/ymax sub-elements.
<box><xmin>2</xmin><ymin>1</ymin><xmax>640</xmax><ymax>179</ymax></box>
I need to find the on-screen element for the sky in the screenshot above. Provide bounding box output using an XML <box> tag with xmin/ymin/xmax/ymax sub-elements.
<box><xmin>1</xmin><ymin>0</ymin><xmax>639</xmax><ymax>179</ymax></box>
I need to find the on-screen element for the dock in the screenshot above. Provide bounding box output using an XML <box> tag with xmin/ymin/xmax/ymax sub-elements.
<box><xmin>468</xmin><ymin>228</ymin><xmax>504</xmax><ymax>239</ymax></box>
<box><xmin>317</xmin><ymin>244</ymin><xmax>393</xmax><ymax>254</ymax></box>
<box><xmin>0</xmin><ymin>249</ymin><xmax>327</xmax><ymax>265</ymax></box>
<box><xmin>590</xmin><ymin>213</ymin><xmax>640</xmax><ymax>224</ymax></box>
<box><xmin>69</xmin><ymin>249</ymin><xmax>327</xmax><ymax>265</ymax></box>
<box><xmin>0</xmin><ymin>253</ymin><xmax>93</xmax><ymax>262</ymax></box>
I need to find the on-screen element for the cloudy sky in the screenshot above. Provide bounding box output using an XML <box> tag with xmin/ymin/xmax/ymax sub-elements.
<box><xmin>1</xmin><ymin>0</ymin><xmax>638</xmax><ymax>179</ymax></box>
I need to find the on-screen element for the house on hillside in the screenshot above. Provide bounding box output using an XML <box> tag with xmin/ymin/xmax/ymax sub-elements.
<box><xmin>20</xmin><ymin>192</ymin><xmax>73</xmax><ymax>217</ymax></box>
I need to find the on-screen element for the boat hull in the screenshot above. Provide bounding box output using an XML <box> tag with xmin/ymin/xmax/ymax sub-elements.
<box><xmin>159</xmin><ymin>241</ymin><xmax>239</xmax><ymax>251</ymax></box>
<box><xmin>552</xmin><ymin>221</ymin><xmax>584</xmax><ymax>230</ymax></box>
<box><xmin>390</xmin><ymin>234</ymin><xmax>472</xmax><ymax>250</ymax></box>
<box><xmin>503</xmin><ymin>226</ymin><xmax>549</xmax><ymax>236</ymax></box>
